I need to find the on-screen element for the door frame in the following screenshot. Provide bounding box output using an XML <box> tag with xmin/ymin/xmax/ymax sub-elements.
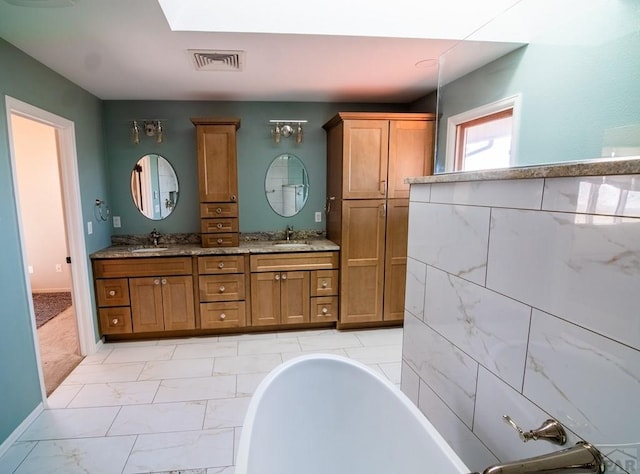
<box><xmin>5</xmin><ymin>95</ymin><xmax>98</xmax><ymax>400</ymax></box>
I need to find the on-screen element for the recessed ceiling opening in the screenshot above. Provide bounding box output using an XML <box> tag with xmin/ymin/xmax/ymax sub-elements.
<box><xmin>189</xmin><ymin>50</ymin><xmax>244</xmax><ymax>72</ymax></box>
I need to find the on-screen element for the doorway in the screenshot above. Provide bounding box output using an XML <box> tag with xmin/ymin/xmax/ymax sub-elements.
<box><xmin>5</xmin><ymin>96</ymin><xmax>98</xmax><ymax>402</ymax></box>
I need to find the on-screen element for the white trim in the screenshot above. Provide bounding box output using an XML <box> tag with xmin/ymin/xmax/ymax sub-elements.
<box><xmin>0</xmin><ymin>402</ymin><xmax>43</xmax><ymax>459</ymax></box>
<box><xmin>5</xmin><ymin>95</ymin><xmax>98</xmax><ymax>404</ymax></box>
<box><xmin>444</xmin><ymin>94</ymin><xmax>522</xmax><ymax>172</ymax></box>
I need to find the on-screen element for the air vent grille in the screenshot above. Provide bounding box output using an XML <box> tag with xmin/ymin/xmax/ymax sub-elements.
<box><xmin>190</xmin><ymin>50</ymin><xmax>244</xmax><ymax>72</ymax></box>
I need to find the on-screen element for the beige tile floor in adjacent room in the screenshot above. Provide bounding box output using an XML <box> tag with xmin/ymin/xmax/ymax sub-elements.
<box><xmin>0</xmin><ymin>327</ymin><xmax>403</xmax><ymax>474</ymax></box>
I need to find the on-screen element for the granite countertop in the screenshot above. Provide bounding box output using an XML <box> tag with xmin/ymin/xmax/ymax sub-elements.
<box><xmin>407</xmin><ymin>157</ymin><xmax>640</xmax><ymax>184</ymax></box>
<box><xmin>90</xmin><ymin>238</ymin><xmax>339</xmax><ymax>259</ymax></box>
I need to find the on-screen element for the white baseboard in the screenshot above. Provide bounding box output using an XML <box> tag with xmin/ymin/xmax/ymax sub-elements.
<box><xmin>0</xmin><ymin>402</ymin><xmax>44</xmax><ymax>458</ymax></box>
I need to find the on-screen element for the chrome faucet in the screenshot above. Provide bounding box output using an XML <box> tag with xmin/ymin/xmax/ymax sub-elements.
<box><xmin>285</xmin><ymin>225</ymin><xmax>294</xmax><ymax>241</ymax></box>
<box><xmin>475</xmin><ymin>441</ymin><xmax>605</xmax><ymax>474</ymax></box>
<box><xmin>149</xmin><ymin>228</ymin><xmax>161</xmax><ymax>247</ymax></box>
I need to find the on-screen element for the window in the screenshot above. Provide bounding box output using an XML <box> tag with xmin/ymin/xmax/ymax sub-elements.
<box><xmin>445</xmin><ymin>95</ymin><xmax>520</xmax><ymax>172</ymax></box>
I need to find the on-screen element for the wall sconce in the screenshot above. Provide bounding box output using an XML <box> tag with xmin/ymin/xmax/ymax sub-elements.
<box><xmin>131</xmin><ymin>120</ymin><xmax>165</xmax><ymax>144</ymax></box>
<box><xmin>269</xmin><ymin>120</ymin><xmax>307</xmax><ymax>144</ymax></box>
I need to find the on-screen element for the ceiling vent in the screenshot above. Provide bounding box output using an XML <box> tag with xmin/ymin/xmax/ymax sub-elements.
<box><xmin>189</xmin><ymin>50</ymin><xmax>244</xmax><ymax>72</ymax></box>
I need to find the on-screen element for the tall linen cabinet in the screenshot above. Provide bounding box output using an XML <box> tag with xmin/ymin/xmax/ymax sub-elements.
<box><xmin>323</xmin><ymin>112</ymin><xmax>434</xmax><ymax>326</ymax></box>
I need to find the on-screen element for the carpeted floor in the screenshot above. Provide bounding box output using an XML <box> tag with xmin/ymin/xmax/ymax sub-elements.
<box><xmin>32</xmin><ymin>292</ymin><xmax>72</xmax><ymax>328</ymax></box>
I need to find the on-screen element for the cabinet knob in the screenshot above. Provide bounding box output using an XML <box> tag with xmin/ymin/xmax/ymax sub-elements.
<box><xmin>154</xmin><ymin>279</ymin><xmax>160</xmax><ymax>285</ymax></box>
<box><xmin>321</xmin><ymin>307</ymin><xmax>329</xmax><ymax>315</ymax></box>
<box><xmin>217</xmin><ymin>238</ymin><xmax>223</xmax><ymax>244</ymax></box>
<box><xmin>216</xmin><ymin>207</ymin><xmax>223</xmax><ymax>214</ymax></box>
<box><xmin>219</xmin><ymin>313</ymin><xmax>226</xmax><ymax>320</ymax></box>
<box><xmin>275</xmin><ymin>274</ymin><xmax>280</xmax><ymax>281</ymax></box>
<box><xmin>218</xmin><ymin>262</ymin><xmax>225</xmax><ymax>269</ymax></box>
<box><xmin>281</xmin><ymin>273</ymin><xmax>287</xmax><ymax>280</ymax></box>
<box><xmin>321</xmin><ymin>281</ymin><xmax>328</xmax><ymax>288</ymax></box>
<box><xmin>112</xmin><ymin>318</ymin><xmax>119</xmax><ymax>325</ymax></box>
<box><xmin>108</xmin><ymin>290</ymin><xmax>116</xmax><ymax>296</ymax></box>
<box><xmin>216</xmin><ymin>223</ymin><xmax>223</xmax><ymax>229</ymax></box>
<box><xmin>231</xmin><ymin>195</ymin><xmax>237</xmax><ymax>201</ymax></box>
<box><xmin>219</xmin><ymin>286</ymin><xmax>225</xmax><ymax>293</ymax></box>
<box><xmin>161</xmin><ymin>279</ymin><xmax>167</xmax><ymax>285</ymax></box>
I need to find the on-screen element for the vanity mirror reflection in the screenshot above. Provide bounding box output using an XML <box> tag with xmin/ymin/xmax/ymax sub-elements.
<box><xmin>265</xmin><ymin>153</ymin><xmax>309</xmax><ymax>217</ymax></box>
<box><xmin>131</xmin><ymin>154</ymin><xmax>179</xmax><ymax>220</ymax></box>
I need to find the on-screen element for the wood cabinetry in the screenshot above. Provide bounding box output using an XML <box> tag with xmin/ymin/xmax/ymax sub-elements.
<box><xmin>93</xmin><ymin>257</ymin><xmax>195</xmax><ymax>335</ymax></box>
<box><xmin>324</xmin><ymin>112</ymin><xmax>434</xmax><ymax>325</ymax></box>
<box><xmin>249</xmin><ymin>252</ymin><xmax>339</xmax><ymax>327</ymax></box>
<box><xmin>192</xmin><ymin>118</ymin><xmax>241</xmax><ymax>248</ymax></box>
<box><xmin>197</xmin><ymin>255</ymin><xmax>249</xmax><ymax>329</ymax></box>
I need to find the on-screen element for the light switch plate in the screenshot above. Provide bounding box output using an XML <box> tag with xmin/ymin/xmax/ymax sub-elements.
<box><xmin>315</xmin><ymin>211</ymin><xmax>322</xmax><ymax>223</ymax></box>
<box><xmin>113</xmin><ymin>216</ymin><xmax>121</xmax><ymax>228</ymax></box>
<box><xmin>87</xmin><ymin>221</ymin><xmax>93</xmax><ymax>235</ymax></box>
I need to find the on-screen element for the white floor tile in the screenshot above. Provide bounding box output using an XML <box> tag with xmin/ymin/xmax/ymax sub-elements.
<box><xmin>103</xmin><ymin>345</ymin><xmax>175</xmax><ymax>364</ymax></box>
<box><xmin>208</xmin><ymin>467</ymin><xmax>235</xmax><ymax>474</ymax></box>
<box><xmin>235</xmin><ymin>372</ymin><xmax>269</xmax><ymax>397</ymax></box>
<box><xmin>64</xmin><ymin>362</ymin><xmax>145</xmax><ymax>384</ymax></box>
<box><xmin>123</xmin><ymin>429</ymin><xmax>234</xmax><ymax>473</ymax></box>
<box><xmin>0</xmin><ymin>442</ymin><xmax>36</xmax><ymax>473</ymax></box>
<box><xmin>237</xmin><ymin>337</ymin><xmax>301</xmax><ymax>356</ymax></box>
<box><xmin>79</xmin><ymin>349</ymin><xmax>112</xmax><ymax>365</ymax></box>
<box><xmin>213</xmin><ymin>354</ymin><xmax>282</xmax><ymax>375</ymax></box>
<box><xmin>109</xmin><ymin>401</ymin><xmax>207</xmax><ymax>435</ymax></box>
<box><xmin>138</xmin><ymin>358</ymin><xmax>214</xmax><ymax>380</ymax></box>
<box><xmin>281</xmin><ymin>348</ymin><xmax>347</xmax><ymax>362</ymax></box>
<box><xmin>379</xmin><ymin>361</ymin><xmax>402</xmax><ymax>384</ymax></box>
<box><xmin>14</xmin><ymin>436</ymin><xmax>136</xmax><ymax>474</ymax></box>
<box><xmin>157</xmin><ymin>336</ymin><xmax>219</xmax><ymax>345</ymax></box>
<box><xmin>345</xmin><ymin>344</ymin><xmax>403</xmax><ymax>365</ymax></box>
<box><xmin>355</xmin><ymin>328</ymin><xmax>403</xmax><ymax>346</ymax></box>
<box><xmin>172</xmin><ymin>341</ymin><xmax>238</xmax><ymax>359</ymax></box>
<box><xmin>297</xmin><ymin>332</ymin><xmax>363</xmax><ymax>351</ymax></box>
<box><xmin>19</xmin><ymin>407</ymin><xmax>120</xmax><ymax>440</ymax></box>
<box><xmin>47</xmin><ymin>384</ymin><xmax>82</xmax><ymax>408</ymax></box>
<box><xmin>275</xmin><ymin>329</ymin><xmax>337</xmax><ymax>338</ymax></box>
<box><xmin>218</xmin><ymin>332</ymin><xmax>278</xmax><ymax>342</ymax></box>
<box><xmin>204</xmin><ymin>397</ymin><xmax>250</xmax><ymax>429</ymax></box>
<box><xmin>68</xmin><ymin>380</ymin><xmax>160</xmax><ymax>407</ymax></box>
<box><xmin>154</xmin><ymin>375</ymin><xmax>236</xmax><ymax>403</ymax></box>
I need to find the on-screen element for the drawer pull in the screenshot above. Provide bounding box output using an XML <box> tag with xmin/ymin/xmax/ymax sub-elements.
<box><xmin>108</xmin><ymin>290</ymin><xmax>116</xmax><ymax>296</ymax></box>
<box><xmin>219</xmin><ymin>286</ymin><xmax>226</xmax><ymax>293</ymax></box>
<box><xmin>275</xmin><ymin>274</ymin><xmax>280</xmax><ymax>281</ymax></box>
<box><xmin>321</xmin><ymin>281</ymin><xmax>328</xmax><ymax>288</ymax></box>
<box><xmin>231</xmin><ymin>195</ymin><xmax>237</xmax><ymax>201</ymax></box>
<box><xmin>218</xmin><ymin>262</ymin><xmax>225</xmax><ymax>269</ymax></box>
<box><xmin>112</xmin><ymin>318</ymin><xmax>119</xmax><ymax>325</ymax></box>
<box><xmin>281</xmin><ymin>273</ymin><xmax>287</xmax><ymax>280</ymax></box>
<box><xmin>216</xmin><ymin>207</ymin><xmax>223</xmax><ymax>214</ymax></box>
<box><xmin>161</xmin><ymin>279</ymin><xmax>167</xmax><ymax>285</ymax></box>
<box><xmin>154</xmin><ymin>279</ymin><xmax>160</xmax><ymax>285</ymax></box>
<box><xmin>216</xmin><ymin>223</ymin><xmax>223</xmax><ymax>229</ymax></box>
<box><xmin>219</xmin><ymin>313</ymin><xmax>226</xmax><ymax>320</ymax></box>
<box><xmin>217</xmin><ymin>238</ymin><xmax>223</xmax><ymax>244</ymax></box>
<box><xmin>321</xmin><ymin>307</ymin><xmax>329</xmax><ymax>315</ymax></box>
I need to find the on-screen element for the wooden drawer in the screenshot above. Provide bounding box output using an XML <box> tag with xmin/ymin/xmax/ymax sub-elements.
<box><xmin>199</xmin><ymin>274</ymin><xmax>245</xmax><ymax>301</ymax></box>
<box><xmin>202</xmin><ymin>233</ymin><xmax>239</xmax><ymax>248</ymax></box>
<box><xmin>93</xmin><ymin>257</ymin><xmax>192</xmax><ymax>278</ymax></box>
<box><xmin>198</xmin><ymin>255</ymin><xmax>245</xmax><ymax>275</ymax></box>
<box><xmin>311</xmin><ymin>270</ymin><xmax>339</xmax><ymax>297</ymax></box>
<box><xmin>201</xmin><ymin>217</ymin><xmax>238</xmax><ymax>234</ymax></box>
<box><xmin>200</xmin><ymin>202</ymin><xmax>238</xmax><ymax>219</ymax></box>
<box><xmin>95</xmin><ymin>278</ymin><xmax>130</xmax><ymax>307</ymax></box>
<box><xmin>310</xmin><ymin>296</ymin><xmax>339</xmax><ymax>323</ymax></box>
<box><xmin>250</xmin><ymin>252</ymin><xmax>339</xmax><ymax>272</ymax></box>
<box><xmin>200</xmin><ymin>301</ymin><xmax>246</xmax><ymax>329</ymax></box>
<box><xmin>98</xmin><ymin>307</ymin><xmax>132</xmax><ymax>334</ymax></box>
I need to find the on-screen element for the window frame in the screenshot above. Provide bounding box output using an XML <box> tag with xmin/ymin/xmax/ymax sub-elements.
<box><xmin>444</xmin><ymin>94</ymin><xmax>521</xmax><ymax>173</ymax></box>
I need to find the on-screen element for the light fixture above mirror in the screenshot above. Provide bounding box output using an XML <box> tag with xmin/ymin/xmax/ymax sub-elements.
<box><xmin>131</xmin><ymin>119</ymin><xmax>166</xmax><ymax>144</ymax></box>
<box><xmin>269</xmin><ymin>120</ymin><xmax>307</xmax><ymax>144</ymax></box>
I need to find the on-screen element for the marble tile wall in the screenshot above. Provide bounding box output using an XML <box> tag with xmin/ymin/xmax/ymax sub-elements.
<box><xmin>401</xmin><ymin>174</ymin><xmax>640</xmax><ymax>474</ymax></box>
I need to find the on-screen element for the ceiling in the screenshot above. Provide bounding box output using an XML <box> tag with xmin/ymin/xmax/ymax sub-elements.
<box><xmin>0</xmin><ymin>0</ymin><xmax>530</xmax><ymax>103</ymax></box>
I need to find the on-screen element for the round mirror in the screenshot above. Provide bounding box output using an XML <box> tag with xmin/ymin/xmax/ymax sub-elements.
<box><xmin>131</xmin><ymin>154</ymin><xmax>179</xmax><ymax>220</ymax></box>
<box><xmin>265</xmin><ymin>153</ymin><xmax>309</xmax><ymax>217</ymax></box>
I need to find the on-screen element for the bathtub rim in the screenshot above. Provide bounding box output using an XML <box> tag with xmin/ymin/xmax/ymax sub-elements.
<box><xmin>234</xmin><ymin>352</ymin><xmax>470</xmax><ymax>473</ymax></box>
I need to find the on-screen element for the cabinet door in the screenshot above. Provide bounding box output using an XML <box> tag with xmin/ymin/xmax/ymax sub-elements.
<box><xmin>196</xmin><ymin>124</ymin><xmax>238</xmax><ymax>202</ymax></box>
<box><xmin>342</xmin><ymin>120</ymin><xmax>389</xmax><ymax>199</ymax></box>
<box><xmin>129</xmin><ymin>277</ymin><xmax>165</xmax><ymax>332</ymax></box>
<box><xmin>384</xmin><ymin>199</ymin><xmax>409</xmax><ymax>321</ymax></box>
<box><xmin>250</xmin><ymin>272</ymin><xmax>281</xmax><ymax>326</ymax></box>
<box><xmin>162</xmin><ymin>276</ymin><xmax>196</xmax><ymax>330</ymax></box>
<box><xmin>387</xmin><ymin>120</ymin><xmax>434</xmax><ymax>199</ymax></box>
<box><xmin>280</xmin><ymin>271</ymin><xmax>310</xmax><ymax>325</ymax></box>
<box><xmin>340</xmin><ymin>200</ymin><xmax>386</xmax><ymax>323</ymax></box>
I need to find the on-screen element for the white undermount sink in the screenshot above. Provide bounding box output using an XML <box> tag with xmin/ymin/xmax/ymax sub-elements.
<box><xmin>130</xmin><ymin>247</ymin><xmax>169</xmax><ymax>253</ymax></box>
<box><xmin>272</xmin><ymin>241</ymin><xmax>311</xmax><ymax>248</ymax></box>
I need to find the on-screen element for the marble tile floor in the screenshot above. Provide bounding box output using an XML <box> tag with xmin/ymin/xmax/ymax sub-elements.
<box><xmin>0</xmin><ymin>327</ymin><xmax>403</xmax><ymax>474</ymax></box>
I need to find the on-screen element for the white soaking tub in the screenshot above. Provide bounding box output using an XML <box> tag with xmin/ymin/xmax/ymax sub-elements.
<box><xmin>235</xmin><ymin>354</ymin><xmax>470</xmax><ymax>474</ymax></box>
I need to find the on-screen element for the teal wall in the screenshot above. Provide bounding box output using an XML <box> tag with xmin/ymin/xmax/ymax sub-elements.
<box><xmin>103</xmin><ymin>101</ymin><xmax>409</xmax><ymax>235</ymax></box>
<box><xmin>0</xmin><ymin>38</ymin><xmax>108</xmax><ymax>444</ymax></box>
<box><xmin>434</xmin><ymin>15</ymin><xmax>640</xmax><ymax>171</ymax></box>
